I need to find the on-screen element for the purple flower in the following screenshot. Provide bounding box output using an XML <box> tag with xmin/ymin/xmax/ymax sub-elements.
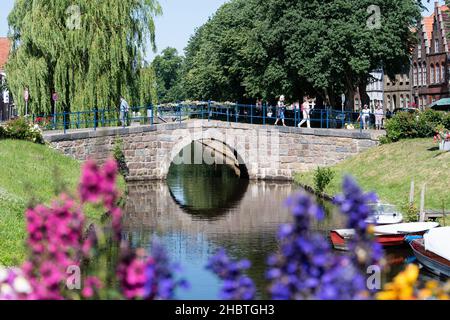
<box><xmin>267</xmin><ymin>192</ymin><xmax>368</xmax><ymax>300</ymax></box>
<box><xmin>334</xmin><ymin>176</ymin><xmax>383</xmax><ymax>267</ymax></box>
<box><xmin>206</xmin><ymin>249</ymin><xmax>256</xmax><ymax>300</ymax></box>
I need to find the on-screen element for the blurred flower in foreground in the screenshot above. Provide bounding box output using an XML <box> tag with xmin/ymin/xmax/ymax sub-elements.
<box><xmin>377</xmin><ymin>264</ymin><xmax>450</xmax><ymax>300</ymax></box>
<box><xmin>207</xmin><ymin>249</ymin><xmax>255</xmax><ymax>300</ymax></box>
<box><xmin>266</xmin><ymin>193</ymin><xmax>368</xmax><ymax>300</ymax></box>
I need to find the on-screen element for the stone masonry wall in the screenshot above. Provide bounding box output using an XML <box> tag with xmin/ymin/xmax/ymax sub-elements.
<box><xmin>45</xmin><ymin>120</ymin><xmax>379</xmax><ymax>181</ymax></box>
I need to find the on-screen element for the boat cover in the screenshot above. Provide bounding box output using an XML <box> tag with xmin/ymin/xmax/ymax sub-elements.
<box><xmin>424</xmin><ymin>227</ymin><xmax>450</xmax><ymax>261</ymax></box>
<box><xmin>374</xmin><ymin>222</ymin><xmax>439</xmax><ymax>235</ymax></box>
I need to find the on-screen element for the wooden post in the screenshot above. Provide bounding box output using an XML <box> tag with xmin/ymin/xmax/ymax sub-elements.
<box><xmin>409</xmin><ymin>179</ymin><xmax>415</xmax><ymax>205</ymax></box>
<box><xmin>419</xmin><ymin>184</ymin><xmax>426</xmax><ymax>222</ymax></box>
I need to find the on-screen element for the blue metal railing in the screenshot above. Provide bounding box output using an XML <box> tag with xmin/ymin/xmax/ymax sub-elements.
<box><xmin>31</xmin><ymin>103</ymin><xmax>375</xmax><ymax>134</ymax></box>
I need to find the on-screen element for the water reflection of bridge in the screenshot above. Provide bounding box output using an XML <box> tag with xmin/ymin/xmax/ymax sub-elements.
<box><xmin>123</xmin><ymin>181</ymin><xmax>294</xmax><ymax>235</ymax></box>
<box><xmin>123</xmin><ymin>181</ymin><xmax>346</xmax><ymax>237</ymax></box>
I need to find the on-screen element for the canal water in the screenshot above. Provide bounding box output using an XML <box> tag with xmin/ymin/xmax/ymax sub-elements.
<box><xmin>122</xmin><ymin>158</ymin><xmax>440</xmax><ymax>300</ymax></box>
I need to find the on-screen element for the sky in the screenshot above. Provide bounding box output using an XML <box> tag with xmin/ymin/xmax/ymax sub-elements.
<box><xmin>0</xmin><ymin>0</ymin><xmax>442</xmax><ymax>60</ymax></box>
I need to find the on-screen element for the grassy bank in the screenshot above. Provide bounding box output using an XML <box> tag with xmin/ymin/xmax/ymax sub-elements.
<box><xmin>0</xmin><ymin>139</ymin><xmax>121</xmax><ymax>266</ymax></box>
<box><xmin>295</xmin><ymin>138</ymin><xmax>450</xmax><ymax>213</ymax></box>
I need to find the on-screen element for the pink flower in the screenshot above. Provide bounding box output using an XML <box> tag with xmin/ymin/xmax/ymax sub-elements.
<box><xmin>79</xmin><ymin>160</ymin><xmax>104</xmax><ymax>203</ymax></box>
<box><xmin>82</xmin><ymin>277</ymin><xmax>103</xmax><ymax>299</ymax></box>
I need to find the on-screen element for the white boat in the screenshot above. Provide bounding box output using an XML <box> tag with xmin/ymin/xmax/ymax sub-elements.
<box><xmin>365</xmin><ymin>203</ymin><xmax>403</xmax><ymax>225</ymax></box>
<box><xmin>330</xmin><ymin>222</ymin><xmax>439</xmax><ymax>251</ymax></box>
<box><xmin>410</xmin><ymin>227</ymin><xmax>450</xmax><ymax>277</ymax></box>
<box><xmin>374</xmin><ymin>222</ymin><xmax>439</xmax><ymax>235</ymax></box>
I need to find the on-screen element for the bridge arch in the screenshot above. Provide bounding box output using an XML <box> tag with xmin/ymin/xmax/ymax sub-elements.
<box><xmin>162</xmin><ymin>129</ymin><xmax>250</xmax><ymax>180</ymax></box>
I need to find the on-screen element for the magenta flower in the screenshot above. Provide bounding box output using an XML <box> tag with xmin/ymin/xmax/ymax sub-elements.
<box><xmin>82</xmin><ymin>277</ymin><xmax>103</xmax><ymax>299</ymax></box>
<box><xmin>79</xmin><ymin>160</ymin><xmax>104</xmax><ymax>203</ymax></box>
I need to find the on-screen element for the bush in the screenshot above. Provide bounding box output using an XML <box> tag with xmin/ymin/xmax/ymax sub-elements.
<box><xmin>313</xmin><ymin>167</ymin><xmax>335</xmax><ymax>194</ymax></box>
<box><xmin>1</xmin><ymin>117</ymin><xmax>44</xmax><ymax>144</ymax></box>
<box><xmin>0</xmin><ymin>125</ymin><xmax>6</xmax><ymax>139</ymax></box>
<box><xmin>385</xmin><ymin>109</ymin><xmax>445</xmax><ymax>142</ymax></box>
<box><xmin>378</xmin><ymin>135</ymin><xmax>391</xmax><ymax>145</ymax></box>
<box><xmin>443</xmin><ymin>112</ymin><xmax>450</xmax><ymax>130</ymax></box>
<box><xmin>402</xmin><ymin>203</ymin><xmax>419</xmax><ymax>222</ymax></box>
<box><xmin>113</xmin><ymin>137</ymin><xmax>129</xmax><ymax>177</ymax></box>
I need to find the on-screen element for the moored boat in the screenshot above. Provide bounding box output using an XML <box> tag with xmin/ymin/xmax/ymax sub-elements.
<box><xmin>365</xmin><ymin>203</ymin><xmax>403</xmax><ymax>225</ymax></box>
<box><xmin>410</xmin><ymin>227</ymin><xmax>450</xmax><ymax>278</ymax></box>
<box><xmin>330</xmin><ymin>222</ymin><xmax>439</xmax><ymax>251</ymax></box>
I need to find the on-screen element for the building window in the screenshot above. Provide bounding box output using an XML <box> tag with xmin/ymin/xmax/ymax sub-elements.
<box><xmin>423</xmin><ymin>63</ymin><xmax>427</xmax><ymax>85</ymax></box>
<box><xmin>418</xmin><ymin>44</ymin><xmax>422</xmax><ymax>59</ymax></box>
<box><xmin>430</xmin><ymin>64</ymin><xmax>435</xmax><ymax>84</ymax></box>
<box><xmin>436</xmin><ymin>64</ymin><xmax>440</xmax><ymax>83</ymax></box>
<box><xmin>435</xmin><ymin>39</ymin><xmax>439</xmax><ymax>53</ymax></box>
<box><xmin>406</xmin><ymin>95</ymin><xmax>410</xmax><ymax>108</ymax></box>
<box><xmin>413</xmin><ymin>65</ymin><xmax>418</xmax><ymax>86</ymax></box>
<box><xmin>419</xmin><ymin>65</ymin><xmax>423</xmax><ymax>86</ymax></box>
<box><xmin>441</xmin><ymin>63</ymin><xmax>445</xmax><ymax>82</ymax></box>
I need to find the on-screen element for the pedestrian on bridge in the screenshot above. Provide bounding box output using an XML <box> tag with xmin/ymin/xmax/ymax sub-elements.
<box><xmin>274</xmin><ymin>95</ymin><xmax>286</xmax><ymax>127</ymax></box>
<box><xmin>298</xmin><ymin>96</ymin><xmax>311</xmax><ymax>128</ymax></box>
<box><xmin>120</xmin><ymin>96</ymin><xmax>129</xmax><ymax>127</ymax></box>
<box><xmin>357</xmin><ymin>104</ymin><xmax>371</xmax><ymax>130</ymax></box>
<box><xmin>375</xmin><ymin>104</ymin><xmax>384</xmax><ymax>130</ymax></box>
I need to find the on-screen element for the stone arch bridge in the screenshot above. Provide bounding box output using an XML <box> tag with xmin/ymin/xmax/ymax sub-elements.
<box><xmin>44</xmin><ymin>120</ymin><xmax>380</xmax><ymax>181</ymax></box>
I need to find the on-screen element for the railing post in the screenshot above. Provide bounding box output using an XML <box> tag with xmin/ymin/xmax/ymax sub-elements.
<box><xmin>235</xmin><ymin>102</ymin><xmax>238</xmax><ymax>123</ymax></box>
<box><xmin>178</xmin><ymin>103</ymin><xmax>182</xmax><ymax>124</ymax></box>
<box><xmin>63</xmin><ymin>112</ymin><xmax>66</xmax><ymax>134</ymax></box>
<box><xmin>101</xmin><ymin>109</ymin><xmax>105</xmax><ymax>127</ymax></box>
<box><xmin>208</xmin><ymin>100</ymin><xmax>211</xmax><ymax>122</ymax></box>
<box><xmin>360</xmin><ymin>111</ymin><xmax>363</xmax><ymax>133</ymax></box>
<box><xmin>263</xmin><ymin>103</ymin><xmax>266</xmax><ymax>126</ymax></box>
<box><xmin>326</xmin><ymin>109</ymin><xmax>329</xmax><ymax>129</ymax></box>
<box><xmin>319</xmin><ymin>110</ymin><xmax>322</xmax><ymax>128</ymax></box>
<box><xmin>94</xmin><ymin>109</ymin><xmax>97</xmax><ymax>131</ymax></box>
<box><xmin>250</xmin><ymin>104</ymin><xmax>253</xmax><ymax>125</ymax></box>
<box><xmin>227</xmin><ymin>106</ymin><xmax>230</xmax><ymax>124</ymax></box>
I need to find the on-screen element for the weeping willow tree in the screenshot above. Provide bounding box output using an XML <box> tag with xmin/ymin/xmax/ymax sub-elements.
<box><xmin>6</xmin><ymin>0</ymin><xmax>161</xmax><ymax>116</ymax></box>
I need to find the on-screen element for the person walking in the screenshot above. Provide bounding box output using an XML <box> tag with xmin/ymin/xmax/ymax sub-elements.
<box><xmin>357</xmin><ymin>104</ymin><xmax>371</xmax><ymax>130</ymax></box>
<box><xmin>375</xmin><ymin>105</ymin><xmax>384</xmax><ymax>130</ymax></box>
<box><xmin>274</xmin><ymin>95</ymin><xmax>286</xmax><ymax>127</ymax></box>
<box><xmin>120</xmin><ymin>96</ymin><xmax>129</xmax><ymax>127</ymax></box>
<box><xmin>256</xmin><ymin>98</ymin><xmax>263</xmax><ymax>117</ymax></box>
<box><xmin>298</xmin><ymin>96</ymin><xmax>311</xmax><ymax>128</ymax></box>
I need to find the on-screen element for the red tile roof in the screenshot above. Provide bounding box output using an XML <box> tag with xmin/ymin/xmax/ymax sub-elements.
<box><xmin>0</xmin><ymin>37</ymin><xmax>11</xmax><ymax>71</ymax></box>
<box><xmin>423</xmin><ymin>15</ymin><xmax>434</xmax><ymax>44</ymax></box>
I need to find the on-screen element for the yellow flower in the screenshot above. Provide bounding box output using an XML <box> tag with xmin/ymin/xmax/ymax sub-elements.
<box><xmin>425</xmin><ymin>281</ymin><xmax>439</xmax><ymax>290</ymax></box>
<box><xmin>403</xmin><ymin>265</ymin><xmax>419</xmax><ymax>283</ymax></box>
<box><xmin>367</xmin><ymin>224</ymin><xmax>375</xmax><ymax>235</ymax></box>
<box><xmin>376</xmin><ymin>291</ymin><xmax>397</xmax><ymax>300</ymax></box>
<box><xmin>418</xmin><ymin>289</ymin><xmax>432</xmax><ymax>300</ymax></box>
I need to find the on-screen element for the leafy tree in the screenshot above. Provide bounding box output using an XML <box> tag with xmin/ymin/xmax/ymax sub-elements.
<box><xmin>151</xmin><ymin>47</ymin><xmax>184</xmax><ymax>103</ymax></box>
<box><xmin>6</xmin><ymin>0</ymin><xmax>162</xmax><ymax>115</ymax></box>
<box><xmin>182</xmin><ymin>0</ymin><xmax>260</xmax><ymax>102</ymax></box>
<box><xmin>182</xmin><ymin>0</ymin><xmax>423</xmax><ymax>107</ymax></box>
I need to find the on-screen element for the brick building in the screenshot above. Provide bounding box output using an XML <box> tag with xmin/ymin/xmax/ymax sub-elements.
<box><xmin>383</xmin><ymin>72</ymin><xmax>412</xmax><ymax>111</ymax></box>
<box><xmin>411</xmin><ymin>2</ymin><xmax>450</xmax><ymax>109</ymax></box>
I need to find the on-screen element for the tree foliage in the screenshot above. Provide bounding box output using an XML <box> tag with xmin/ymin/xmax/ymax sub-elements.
<box><xmin>151</xmin><ymin>47</ymin><xmax>184</xmax><ymax>103</ymax></box>
<box><xmin>6</xmin><ymin>0</ymin><xmax>162</xmax><ymax>115</ymax></box>
<box><xmin>182</xmin><ymin>0</ymin><xmax>423</xmax><ymax>107</ymax></box>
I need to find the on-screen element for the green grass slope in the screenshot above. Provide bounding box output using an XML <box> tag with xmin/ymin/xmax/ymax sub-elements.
<box><xmin>295</xmin><ymin>138</ymin><xmax>450</xmax><ymax>212</ymax></box>
<box><xmin>0</xmin><ymin>139</ymin><xmax>113</xmax><ymax>266</ymax></box>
